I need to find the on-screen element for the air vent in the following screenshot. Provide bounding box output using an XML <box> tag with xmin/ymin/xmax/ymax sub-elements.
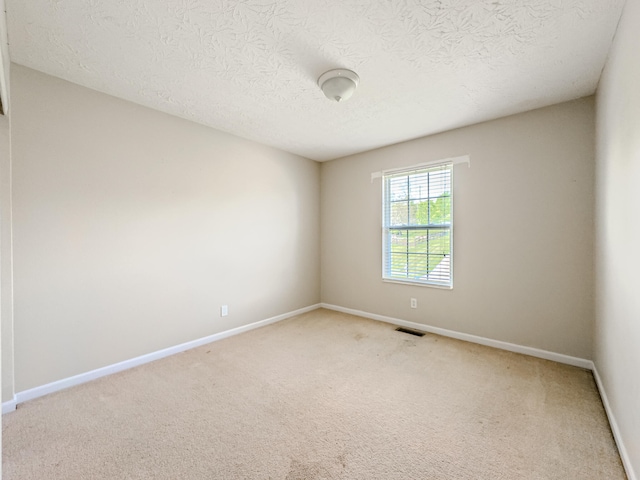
<box><xmin>395</xmin><ymin>327</ymin><xmax>425</xmax><ymax>337</ymax></box>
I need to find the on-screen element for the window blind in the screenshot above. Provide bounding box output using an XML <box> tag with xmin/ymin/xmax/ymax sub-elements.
<box><xmin>382</xmin><ymin>163</ymin><xmax>453</xmax><ymax>287</ymax></box>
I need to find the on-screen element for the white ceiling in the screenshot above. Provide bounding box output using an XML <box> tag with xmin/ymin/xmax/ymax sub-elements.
<box><xmin>7</xmin><ymin>0</ymin><xmax>625</xmax><ymax>161</ymax></box>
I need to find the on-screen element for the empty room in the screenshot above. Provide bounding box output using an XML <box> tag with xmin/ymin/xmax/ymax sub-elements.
<box><xmin>0</xmin><ymin>0</ymin><xmax>639</xmax><ymax>479</ymax></box>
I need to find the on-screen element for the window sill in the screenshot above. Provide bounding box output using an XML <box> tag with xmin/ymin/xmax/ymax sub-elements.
<box><xmin>382</xmin><ymin>278</ymin><xmax>453</xmax><ymax>290</ymax></box>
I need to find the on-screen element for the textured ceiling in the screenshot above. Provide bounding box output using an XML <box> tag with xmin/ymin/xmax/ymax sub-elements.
<box><xmin>7</xmin><ymin>0</ymin><xmax>625</xmax><ymax>161</ymax></box>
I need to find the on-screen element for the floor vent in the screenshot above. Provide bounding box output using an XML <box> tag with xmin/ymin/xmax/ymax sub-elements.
<box><xmin>395</xmin><ymin>327</ymin><xmax>426</xmax><ymax>337</ymax></box>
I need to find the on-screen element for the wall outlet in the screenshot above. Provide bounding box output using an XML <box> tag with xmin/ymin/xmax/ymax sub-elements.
<box><xmin>410</xmin><ymin>298</ymin><xmax>417</xmax><ymax>309</ymax></box>
<box><xmin>220</xmin><ymin>305</ymin><xmax>228</xmax><ymax>317</ymax></box>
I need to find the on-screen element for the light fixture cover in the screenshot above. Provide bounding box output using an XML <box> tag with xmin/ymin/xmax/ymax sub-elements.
<box><xmin>318</xmin><ymin>69</ymin><xmax>359</xmax><ymax>102</ymax></box>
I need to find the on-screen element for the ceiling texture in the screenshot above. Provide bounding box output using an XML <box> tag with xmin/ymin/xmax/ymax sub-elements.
<box><xmin>7</xmin><ymin>0</ymin><xmax>626</xmax><ymax>161</ymax></box>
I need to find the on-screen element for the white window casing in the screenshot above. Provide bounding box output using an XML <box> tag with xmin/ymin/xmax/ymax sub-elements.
<box><xmin>379</xmin><ymin>156</ymin><xmax>469</xmax><ymax>288</ymax></box>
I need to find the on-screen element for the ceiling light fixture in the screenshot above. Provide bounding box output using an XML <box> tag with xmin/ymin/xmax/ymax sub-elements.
<box><xmin>318</xmin><ymin>69</ymin><xmax>359</xmax><ymax>103</ymax></box>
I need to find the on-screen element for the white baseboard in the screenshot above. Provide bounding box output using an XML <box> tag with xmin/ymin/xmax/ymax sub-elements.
<box><xmin>6</xmin><ymin>304</ymin><xmax>321</xmax><ymax>411</ymax></box>
<box><xmin>2</xmin><ymin>397</ymin><xmax>16</xmax><ymax>414</ymax></box>
<box><xmin>320</xmin><ymin>303</ymin><xmax>592</xmax><ymax>369</ymax></box>
<box><xmin>592</xmin><ymin>364</ymin><xmax>638</xmax><ymax>480</ymax></box>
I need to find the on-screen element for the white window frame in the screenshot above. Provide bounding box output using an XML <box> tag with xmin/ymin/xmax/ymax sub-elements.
<box><xmin>379</xmin><ymin>158</ymin><xmax>464</xmax><ymax>289</ymax></box>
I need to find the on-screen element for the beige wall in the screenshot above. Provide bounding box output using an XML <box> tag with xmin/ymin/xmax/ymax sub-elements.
<box><xmin>0</xmin><ymin>110</ymin><xmax>12</xmax><ymax>404</ymax></box>
<box><xmin>0</xmin><ymin>103</ymin><xmax>7</xmax><ymax>480</ymax></box>
<box><xmin>11</xmin><ymin>65</ymin><xmax>320</xmax><ymax>392</ymax></box>
<box><xmin>321</xmin><ymin>98</ymin><xmax>595</xmax><ymax>359</ymax></box>
<box><xmin>595</xmin><ymin>0</ymin><xmax>640</xmax><ymax>476</ymax></box>
<box><xmin>1</xmin><ymin>8</ymin><xmax>9</xmax><ymax>475</ymax></box>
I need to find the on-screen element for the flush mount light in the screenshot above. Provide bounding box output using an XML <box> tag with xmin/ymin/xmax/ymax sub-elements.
<box><xmin>318</xmin><ymin>69</ymin><xmax>359</xmax><ymax>102</ymax></box>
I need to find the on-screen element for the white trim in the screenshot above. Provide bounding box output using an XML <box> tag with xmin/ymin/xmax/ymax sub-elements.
<box><xmin>2</xmin><ymin>396</ymin><xmax>16</xmax><ymax>414</ymax></box>
<box><xmin>371</xmin><ymin>154</ymin><xmax>470</xmax><ymax>182</ymax></box>
<box><xmin>320</xmin><ymin>303</ymin><xmax>592</xmax><ymax>369</ymax></box>
<box><xmin>380</xmin><ymin>164</ymin><xmax>455</xmax><ymax>288</ymax></box>
<box><xmin>592</xmin><ymin>364</ymin><xmax>638</xmax><ymax>480</ymax></box>
<box><xmin>6</xmin><ymin>304</ymin><xmax>321</xmax><ymax>411</ymax></box>
<box><xmin>382</xmin><ymin>278</ymin><xmax>453</xmax><ymax>290</ymax></box>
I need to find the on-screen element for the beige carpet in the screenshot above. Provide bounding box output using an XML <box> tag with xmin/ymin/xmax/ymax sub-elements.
<box><xmin>2</xmin><ymin>309</ymin><xmax>626</xmax><ymax>479</ymax></box>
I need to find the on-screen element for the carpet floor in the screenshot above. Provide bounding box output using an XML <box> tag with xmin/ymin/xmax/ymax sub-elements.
<box><xmin>2</xmin><ymin>308</ymin><xmax>626</xmax><ymax>479</ymax></box>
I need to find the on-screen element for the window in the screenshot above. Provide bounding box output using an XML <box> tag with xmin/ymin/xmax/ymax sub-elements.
<box><xmin>382</xmin><ymin>163</ymin><xmax>453</xmax><ymax>288</ymax></box>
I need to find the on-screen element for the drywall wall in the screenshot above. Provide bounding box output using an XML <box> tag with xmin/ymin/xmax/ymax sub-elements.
<box><xmin>1</xmin><ymin>9</ymin><xmax>9</xmax><ymax>476</ymax></box>
<box><xmin>11</xmin><ymin>64</ymin><xmax>320</xmax><ymax>392</ymax></box>
<box><xmin>0</xmin><ymin>102</ymin><xmax>7</xmax><ymax>480</ymax></box>
<box><xmin>0</xmin><ymin>109</ymin><xmax>12</xmax><ymax>405</ymax></box>
<box><xmin>321</xmin><ymin>98</ymin><xmax>595</xmax><ymax>359</ymax></box>
<box><xmin>595</xmin><ymin>0</ymin><xmax>640</xmax><ymax>476</ymax></box>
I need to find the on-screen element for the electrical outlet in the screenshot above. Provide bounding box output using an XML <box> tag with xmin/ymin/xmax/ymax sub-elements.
<box><xmin>220</xmin><ymin>305</ymin><xmax>228</xmax><ymax>317</ymax></box>
<box><xmin>410</xmin><ymin>298</ymin><xmax>417</xmax><ymax>309</ymax></box>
